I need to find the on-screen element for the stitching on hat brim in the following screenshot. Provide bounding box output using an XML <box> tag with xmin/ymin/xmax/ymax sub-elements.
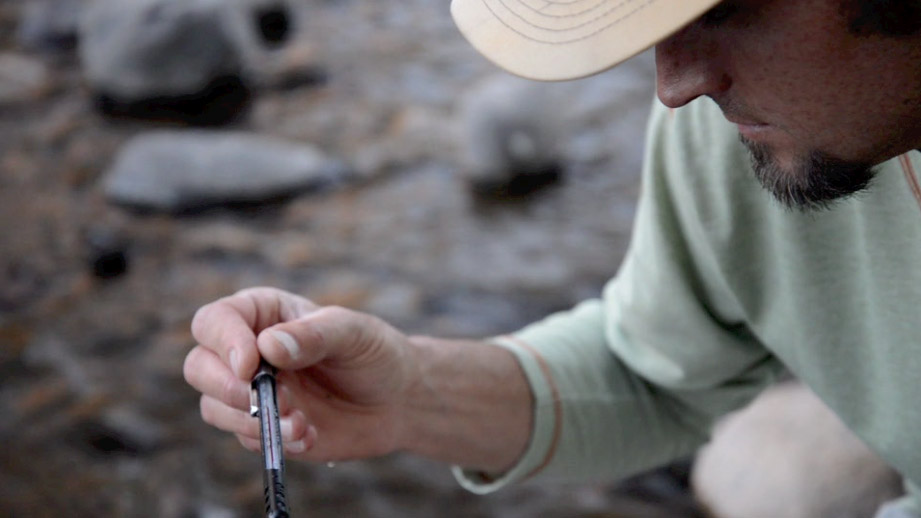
<box><xmin>482</xmin><ymin>0</ymin><xmax>657</xmax><ymax>44</ymax></box>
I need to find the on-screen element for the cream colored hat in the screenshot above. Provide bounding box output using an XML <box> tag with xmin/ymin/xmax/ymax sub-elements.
<box><xmin>451</xmin><ymin>0</ymin><xmax>722</xmax><ymax>81</ymax></box>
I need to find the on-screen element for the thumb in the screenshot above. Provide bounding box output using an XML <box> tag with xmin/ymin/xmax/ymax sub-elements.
<box><xmin>255</xmin><ymin>306</ymin><xmax>377</xmax><ymax>370</ymax></box>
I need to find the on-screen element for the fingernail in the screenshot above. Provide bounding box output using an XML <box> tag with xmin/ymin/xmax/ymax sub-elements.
<box><xmin>230</xmin><ymin>349</ymin><xmax>240</xmax><ymax>377</ymax></box>
<box><xmin>285</xmin><ymin>440</ymin><xmax>306</xmax><ymax>453</ymax></box>
<box><xmin>305</xmin><ymin>424</ymin><xmax>318</xmax><ymax>450</ymax></box>
<box><xmin>271</xmin><ymin>330</ymin><xmax>300</xmax><ymax>361</ymax></box>
<box><xmin>281</xmin><ymin>419</ymin><xmax>293</xmax><ymax>438</ymax></box>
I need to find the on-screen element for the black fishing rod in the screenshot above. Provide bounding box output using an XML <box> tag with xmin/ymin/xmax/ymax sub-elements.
<box><xmin>251</xmin><ymin>360</ymin><xmax>289</xmax><ymax>518</ymax></box>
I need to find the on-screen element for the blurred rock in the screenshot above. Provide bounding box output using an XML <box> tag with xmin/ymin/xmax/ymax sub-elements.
<box><xmin>14</xmin><ymin>378</ymin><xmax>71</xmax><ymax>420</ymax></box>
<box><xmin>0</xmin><ymin>52</ymin><xmax>51</xmax><ymax>105</ymax></box>
<box><xmin>692</xmin><ymin>381</ymin><xmax>902</xmax><ymax>518</ymax></box>
<box><xmin>102</xmin><ymin>130</ymin><xmax>348</xmax><ymax>212</ymax></box>
<box><xmin>16</xmin><ymin>0</ymin><xmax>84</xmax><ymax>52</ymax></box>
<box><xmin>0</xmin><ymin>260</ymin><xmax>47</xmax><ymax>312</ymax></box>
<box><xmin>78</xmin><ymin>0</ymin><xmax>272</xmax><ymax>124</ymax></box>
<box><xmin>362</xmin><ymin>283</ymin><xmax>424</xmax><ymax>324</ymax></box>
<box><xmin>100</xmin><ymin>405</ymin><xmax>170</xmax><ymax>454</ymax></box>
<box><xmin>458</xmin><ymin>73</ymin><xmax>565</xmax><ymax>199</ymax></box>
<box><xmin>0</xmin><ymin>322</ymin><xmax>33</xmax><ymax>370</ymax></box>
<box><xmin>252</xmin><ymin>1</ymin><xmax>291</xmax><ymax>47</ymax></box>
<box><xmin>256</xmin><ymin>40</ymin><xmax>328</xmax><ymax>92</ymax></box>
<box><xmin>184</xmin><ymin>222</ymin><xmax>262</xmax><ymax>257</ymax></box>
<box><xmin>85</xmin><ymin>225</ymin><xmax>130</xmax><ymax>280</ymax></box>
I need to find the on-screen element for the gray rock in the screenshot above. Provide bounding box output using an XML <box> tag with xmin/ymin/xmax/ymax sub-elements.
<box><xmin>16</xmin><ymin>0</ymin><xmax>85</xmax><ymax>52</ymax></box>
<box><xmin>0</xmin><ymin>52</ymin><xmax>51</xmax><ymax>105</ymax></box>
<box><xmin>457</xmin><ymin>73</ymin><xmax>564</xmax><ymax>197</ymax></box>
<box><xmin>78</xmin><ymin>0</ymin><xmax>269</xmax><ymax>101</ymax></box>
<box><xmin>103</xmin><ymin>131</ymin><xmax>347</xmax><ymax>211</ymax></box>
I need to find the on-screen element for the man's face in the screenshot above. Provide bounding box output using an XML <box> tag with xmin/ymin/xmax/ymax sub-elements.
<box><xmin>655</xmin><ymin>0</ymin><xmax>921</xmax><ymax>209</ymax></box>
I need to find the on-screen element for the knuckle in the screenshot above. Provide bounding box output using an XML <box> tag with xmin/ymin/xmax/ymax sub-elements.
<box><xmin>235</xmin><ymin>286</ymin><xmax>276</xmax><ymax>300</ymax></box>
<box><xmin>320</xmin><ymin>305</ymin><xmax>360</xmax><ymax>332</ymax></box>
<box><xmin>326</xmin><ymin>305</ymin><xmax>352</xmax><ymax>317</ymax></box>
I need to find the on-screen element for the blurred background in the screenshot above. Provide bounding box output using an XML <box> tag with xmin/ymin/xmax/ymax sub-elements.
<box><xmin>0</xmin><ymin>0</ymin><xmax>704</xmax><ymax>516</ymax></box>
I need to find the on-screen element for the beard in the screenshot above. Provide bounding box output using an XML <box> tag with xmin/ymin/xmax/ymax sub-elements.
<box><xmin>741</xmin><ymin>136</ymin><xmax>877</xmax><ymax>211</ymax></box>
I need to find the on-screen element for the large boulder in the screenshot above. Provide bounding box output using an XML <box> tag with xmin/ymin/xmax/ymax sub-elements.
<box><xmin>692</xmin><ymin>381</ymin><xmax>903</xmax><ymax>518</ymax></box>
<box><xmin>103</xmin><ymin>130</ymin><xmax>348</xmax><ymax>212</ymax></box>
<box><xmin>78</xmin><ymin>0</ymin><xmax>292</xmax><ymax>124</ymax></box>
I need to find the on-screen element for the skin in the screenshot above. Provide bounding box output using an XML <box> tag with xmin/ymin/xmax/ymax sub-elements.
<box><xmin>185</xmin><ymin>0</ymin><xmax>921</xmax><ymax>473</ymax></box>
<box><xmin>184</xmin><ymin>287</ymin><xmax>532</xmax><ymax>471</ymax></box>
<box><xmin>656</xmin><ymin>0</ymin><xmax>921</xmax><ymax>208</ymax></box>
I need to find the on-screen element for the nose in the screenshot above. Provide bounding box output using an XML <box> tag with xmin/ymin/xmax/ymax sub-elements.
<box><xmin>655</xmin><ymin>27</ymin><xmax>731</xmax><ymax>108</ymax></box>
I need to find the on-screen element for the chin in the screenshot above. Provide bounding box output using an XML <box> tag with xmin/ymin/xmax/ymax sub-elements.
<box><xmin>740</xmin><ymin>136</ymin><xmax>877</xmax><ymax>211</ymax></box>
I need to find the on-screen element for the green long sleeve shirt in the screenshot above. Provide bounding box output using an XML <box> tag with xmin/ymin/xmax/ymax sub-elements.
<box><xmin>454</xmin><ymin>97</ymin><xmax>921</xmax><ymax>497</ymax></box>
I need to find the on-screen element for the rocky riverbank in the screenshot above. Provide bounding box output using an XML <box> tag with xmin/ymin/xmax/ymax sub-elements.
<box><xmin>0</xmin><ymin>0</ymin><xmax>704</xmax><ymax>516</ymax></box>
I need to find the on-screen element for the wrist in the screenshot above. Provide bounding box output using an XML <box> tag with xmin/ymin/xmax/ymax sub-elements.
<box><xmin>396</xmin><ymin>335</ymin><xmax>533</xmax><ymax>472</ymax></box>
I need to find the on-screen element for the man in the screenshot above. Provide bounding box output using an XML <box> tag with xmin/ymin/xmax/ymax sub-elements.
<box><xmin>183</xmin><ymin>0</ymin><xmax>921</xmax><ymax>516</ymax></box>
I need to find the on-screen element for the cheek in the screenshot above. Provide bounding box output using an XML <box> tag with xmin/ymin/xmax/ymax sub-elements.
<box><xmin>730</xmin><ymin>47</ymin><xmax>854</xmax><ymax>140</ymax></box>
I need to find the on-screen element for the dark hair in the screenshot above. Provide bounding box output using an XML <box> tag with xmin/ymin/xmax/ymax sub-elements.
<box><xmin>845</xmin><ymin>0</ymin><xmax>921</xmax><ymax>36</ymax></box>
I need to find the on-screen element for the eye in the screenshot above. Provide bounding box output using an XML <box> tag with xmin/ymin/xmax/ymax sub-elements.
<box><xmin>700</xmin><ymin>2</ymin><xmax>739</xmax><ymax>27</ymax></box>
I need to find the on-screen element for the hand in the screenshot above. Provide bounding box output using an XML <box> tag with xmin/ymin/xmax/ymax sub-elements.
<box><xmin>183</xmin><ymin>287</ymin><xmax>419</xmax><ymax>463</ymax></box>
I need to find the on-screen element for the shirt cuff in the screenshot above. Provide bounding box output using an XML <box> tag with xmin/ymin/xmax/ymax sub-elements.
<box><xmin>451</xmin><ymin>334</ymin><xmax>562</xmax><ymax>494</ymax></box>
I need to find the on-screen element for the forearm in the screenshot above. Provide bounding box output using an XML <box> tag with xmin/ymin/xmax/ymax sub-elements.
<box><xmin>399</xmin><ymin>335</ymin><xmax>533</xmax><ymax>473</ymax></box>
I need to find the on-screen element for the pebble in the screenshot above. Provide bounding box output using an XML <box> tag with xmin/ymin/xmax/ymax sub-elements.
<box><xmin>0</xmin><ymin>52</ymin><xmax>51</xmax><ymax>105</ymax></box>
<box><xmin>85</xmin><ymin>225</ymin><xmax>130</xmax><ymax>279</ymax></box>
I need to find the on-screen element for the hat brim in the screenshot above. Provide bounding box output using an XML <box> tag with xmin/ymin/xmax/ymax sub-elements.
<box><xmin>451</xmin><ymin>0</ymin><xmax>722</xmax><ymax>81</ymax></box>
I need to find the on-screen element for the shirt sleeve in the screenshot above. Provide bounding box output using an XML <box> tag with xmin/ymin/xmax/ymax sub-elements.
<box><xmin>453</xmin><ymin>99</ymin><xmax>787</xmax><ymax>493</ymax></box>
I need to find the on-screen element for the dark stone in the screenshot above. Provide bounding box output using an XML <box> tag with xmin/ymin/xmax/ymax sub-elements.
<box><xmin>94</xmin><ymin>75</ymin><xmax>252</xmax><ymax>127</ymax></box>
<box><xmin>268</xmin><ymin>65</ymin><xmax>329</xmax><ymax>92</ymax></box>
<box><xmin>254</xmin><ymin>3</ymin><xmax>291</xmax><ymax>46</ymax></box>
<box><xmin>72</xmin><ymin>420</ymin><xmax>144</xmax><ymax>457</ymax></box>
<box><xmin>85</xmin><ymin>227</ymin><xmax>129</xmax><ymax>280</ymax></box>
<box><xmin>91</xmin><ymin>250</ymin><xmax>128</xmax><ymax>280</ymax></box>
<box><xmin>467</xmin><ymin>162</ymin><xmax>563</xmax><ymax>200</ymax></box>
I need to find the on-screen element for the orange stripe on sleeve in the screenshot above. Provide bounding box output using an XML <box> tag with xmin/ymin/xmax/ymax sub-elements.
<box><xmin>897</xmin><ymin>154</ymin><xmax>921</xmax><ymax>212</ymax></box>
<box><xmin>501</xmin><ymin>335</ymin><xmax>563</xmax><ymax>480</ymax></box>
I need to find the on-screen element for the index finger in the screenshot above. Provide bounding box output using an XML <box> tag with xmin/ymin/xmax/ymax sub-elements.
<box><xmin>191</xmin><ymin>294</ymin><xmax>261</xmax><ymax>379</ymax></box>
